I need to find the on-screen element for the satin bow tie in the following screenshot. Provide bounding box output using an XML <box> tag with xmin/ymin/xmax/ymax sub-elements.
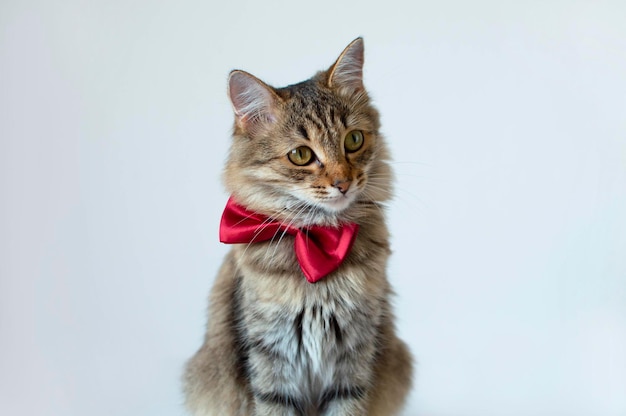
<box><xmin>219</xmin><ymin>197</ymin><xmax>359</xmax><ymax>283</ymax></box>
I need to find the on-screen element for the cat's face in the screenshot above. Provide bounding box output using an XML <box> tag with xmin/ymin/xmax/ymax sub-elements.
<box><xmin>223</xmin><ymin>38</ymin><xmax>392</xmax><ymax>226</ymax></box>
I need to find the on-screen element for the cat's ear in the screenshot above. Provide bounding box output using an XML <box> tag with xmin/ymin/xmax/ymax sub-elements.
<box><xmin>327</xmin><ymin>37</ymin><xmax>364</xmax><ymax>93</ymax></box>
<box><xmin>228</xmin><ymin>70</ymin><xmax>281</xmax><ymax>130</ymax></box>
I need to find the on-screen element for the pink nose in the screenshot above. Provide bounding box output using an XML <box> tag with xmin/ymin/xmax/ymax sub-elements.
<box><xmin>333</xmin><ymin>179</ymin><xmax>352</xmax><ymax>194</ymax></box>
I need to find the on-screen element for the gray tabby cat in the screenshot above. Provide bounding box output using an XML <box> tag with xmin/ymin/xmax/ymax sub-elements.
<box><xmin>183</xmin><ymin>38</ymin><xmax>413</xmax><ymax>415</ymax></box>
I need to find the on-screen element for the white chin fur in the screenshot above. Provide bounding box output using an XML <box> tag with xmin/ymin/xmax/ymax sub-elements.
<box><xmin>320</xmin><ymin>193</ymin><xmax>355</xmax><ymax>213</ymax></box>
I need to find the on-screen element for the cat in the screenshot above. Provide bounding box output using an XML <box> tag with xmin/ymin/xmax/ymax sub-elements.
<box><xmin>183</xmin><ymin>38</ymin><xmax>413</xmax><ymax>416</ymax></box>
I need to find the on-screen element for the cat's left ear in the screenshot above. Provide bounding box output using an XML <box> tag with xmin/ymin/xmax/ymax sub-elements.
<box><xmin>228</xmin><ymin>70</ymin><xmax>281</xmax><ymax>131</ymax></box>
<box><xmin>327</xmin><ymin>37</ymin><xmax>364</xmax><ymax>93</ymax></box>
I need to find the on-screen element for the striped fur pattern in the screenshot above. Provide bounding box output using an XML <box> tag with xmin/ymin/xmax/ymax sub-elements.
<box><xmin>184</xmin><ymin>38</ymin><xmax>413</xmax><ymax>415</ymax></box>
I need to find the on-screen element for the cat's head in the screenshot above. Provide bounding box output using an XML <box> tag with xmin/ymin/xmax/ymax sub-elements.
<box><xmin>223</xmin><ymin>38</ymin><xmax>392</xmax><ymax>226</ymax></box>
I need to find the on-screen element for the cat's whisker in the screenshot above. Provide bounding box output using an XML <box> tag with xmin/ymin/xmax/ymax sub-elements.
<box><xmin>366</xmin><ymin>179</ymin><xmax>424</xmax><ymax>203</ymax></box>
<box><xmin>301</xmin><ymin>204</ymin><xmax>323</xmax><ymax>251</ymax></box>
<box><xmin>236</xmin><ymin>205</ymin><xmax>295</xmax><ymax>260</ymax></box>
<box><xmin>356</xmin><ymin>193</ymin><xmax>388</xmax><ymax>219</ymax></box>
<box><xmin>362</xmin><ymin>183</ymin><xmax>427</xmax><ymax>212</ymax></box>
<box><xmin>390</xmin><ymin>160</ymin><xmax>431</xmax><ymax>167</ymax></box>
<box><xmin>253</xmin><ymin>215</ymin><xmax>282</xmax><ymax>236</ymax></box>
<box><xmin>236</xmin><ymin>204</ymin><xmax>306</xmax><ymax>278</ymax></box>
<box><xmin>269</xmin><ymin>203</ymin><xmax>310</xmax><ymax>260</ymax></box>
<box><xmin>258</xmin><ymin>202</ymin><xmax>305</xmax><ymax>259</ymax></box>
<box><xmin>232</xmin><ymin>210</ymin><xmax>264</xmax><ymax>227</ymax></box>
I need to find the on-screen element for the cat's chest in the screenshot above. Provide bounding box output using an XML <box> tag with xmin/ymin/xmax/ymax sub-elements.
<box><xmin>237</xmin><ymin>236</ymin><xmax>386</xmax><ymax>386</ymax></box>
<box><xmin>282</xmin><ymin>296</ymin><xmax>381</xmax><ymax>400</ymax></box>
<box><xmin>293</xmin><ymin>303</ymin><xmax>343</xmax><ymax>381</ymax></box>
<box><xmin>245</xmin><ymin>287</ymin><xmax>372</xmax><ymax>387</ymax></box>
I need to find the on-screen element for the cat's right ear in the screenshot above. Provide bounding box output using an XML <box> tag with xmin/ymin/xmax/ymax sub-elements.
<box><xmin>228</xmin><ymin>70</ymin><xmax>280</xmax><ymax>131</ymax></box>
<box><xmin>327</xmin><ymin>37</ymin><xmax>365</xmax><ymax>93</ymax></box>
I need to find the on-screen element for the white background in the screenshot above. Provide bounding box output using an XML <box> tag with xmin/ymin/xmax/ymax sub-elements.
<box><xmin>1</xmin><ymin>1</ymin><xmax>625</xmax><ymax>415</ymax></box>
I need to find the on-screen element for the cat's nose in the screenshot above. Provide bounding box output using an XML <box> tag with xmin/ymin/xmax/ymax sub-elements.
<box><xmin>333</xmin><ymin>179</ymin><xmax>352</xmax><ymax>194</ymax></box>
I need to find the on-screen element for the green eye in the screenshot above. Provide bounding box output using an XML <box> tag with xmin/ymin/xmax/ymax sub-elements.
<box><xmin>288</xmin><ymin>146</ymin><xmax>314</xmax><ymax>166</ymax></box>
<box><xmin>344</xmin><ymin>130</ymin><xmax>364</xmax><ymax>152</ymax></box>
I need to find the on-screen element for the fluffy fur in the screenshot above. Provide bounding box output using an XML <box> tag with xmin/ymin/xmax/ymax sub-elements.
<box><xmin>183</xmin><ymin>38</ymin><xmax>413</xmax><ymax>416</ymax></box>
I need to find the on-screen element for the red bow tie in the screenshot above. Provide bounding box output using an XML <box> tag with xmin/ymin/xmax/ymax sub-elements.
<box><xmin>219</xmin><ymin>197</ymin><xmax>359</xmax><ymax>283</ymax></box>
